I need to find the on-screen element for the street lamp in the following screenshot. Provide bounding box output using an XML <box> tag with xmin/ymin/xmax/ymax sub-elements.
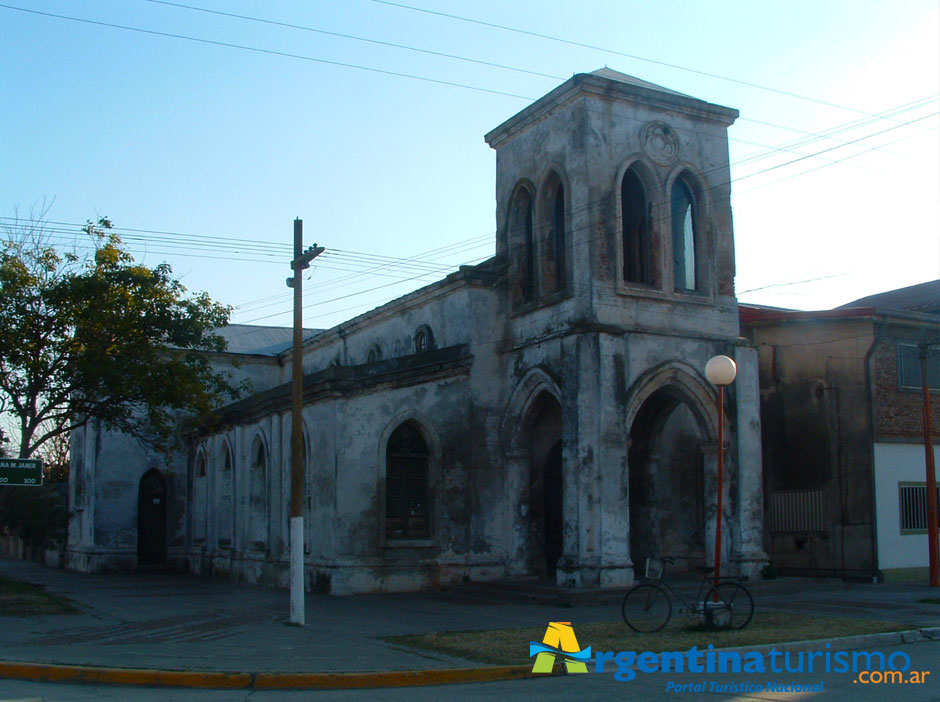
<box><xmin>705</xmin><ymin>355</ymin><xmax>737</xmax><ymax>590</ymax></box>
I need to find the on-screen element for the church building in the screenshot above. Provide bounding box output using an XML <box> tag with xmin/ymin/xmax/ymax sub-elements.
<box><xmin>66</xmin><ymin>69</ymin><xmax>768</xmax><ymax>594</ymax></box>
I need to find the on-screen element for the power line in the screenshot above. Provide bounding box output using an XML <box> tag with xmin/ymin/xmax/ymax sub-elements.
<box><xmin>368</xmin><ymin>0</ymin><xmax>926</xmax><ymax>121</ymax></box>
<box><xmin>9</xmin><ymin>0</ymin><xmax>933</xmax><ymax>162</ymax></box>
<box><xmin>0</xmin><ymin>3</ymin><xmax>534</xmax><ymax>100</ymax></box>
<box><xmin>144</xmin><ymin>0</ymin><xmax>563</xmax><ymax>81</ymax></box>
<box><xmin>9</xmin><ymin>96</ymin><xmax>929</xmax><ymax>325</ymax></box>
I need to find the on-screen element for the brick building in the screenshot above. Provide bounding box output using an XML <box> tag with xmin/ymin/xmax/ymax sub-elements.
<box><xmin>741</xmin><ymin>280</ymin><xmax>940</xmax><ymax>581</ymax></box>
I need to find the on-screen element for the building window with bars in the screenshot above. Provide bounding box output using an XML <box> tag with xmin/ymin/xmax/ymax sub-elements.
<box><xmin>898</xmin><ymin>482</ymin><xmax>940</xmax><ymax>533</ymax></box>
<box><xmin>385</xmin><ymin>422</ymin><xmax>430</xmax><ymax>540</ymax></box>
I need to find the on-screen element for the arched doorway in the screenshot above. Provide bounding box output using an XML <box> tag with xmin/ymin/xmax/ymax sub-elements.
<box><xmin>138</xmin><ymin>469</ymin><xmax>167</xmax><ymax>566</ymax></box>
<box><xmin>524</xmin><ymin>391</ymin><xmax>563</xmax><ymax>579</ymax></box>
<box><xmin>628</xmin><ymin>387</ymin><xmax>707</xmax><ymax>573</ymax></box>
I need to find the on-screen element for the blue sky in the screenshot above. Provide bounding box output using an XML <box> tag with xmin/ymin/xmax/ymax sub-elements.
<box><xmin>1</xmin><ymin>0</ymin><xmax>937</xmax><ymax>329</ymax></box>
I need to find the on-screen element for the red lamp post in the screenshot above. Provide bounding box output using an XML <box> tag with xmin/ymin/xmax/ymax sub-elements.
<box><xmin>706</xmin><ymin>355</ymin><xmax>737</xmax><ymax>590</ymax></box>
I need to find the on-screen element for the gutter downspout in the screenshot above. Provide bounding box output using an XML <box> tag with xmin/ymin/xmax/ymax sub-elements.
<box><xmin>863</xmin><ymin>317</ymin><xmax>886</xmax><ymax>582</ymax></box>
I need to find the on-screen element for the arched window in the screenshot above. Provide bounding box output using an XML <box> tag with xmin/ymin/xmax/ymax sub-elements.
<box><xmin>218</xmin><ymin>444</ymin><xmax>233</xmax><ymax>548</ymax></box>
<box><xmin>385</xmin><ymin>423</ymin><xmax>429</xmax><ymax>540</ymax></box>
<box><xmin>193</xmin><ymin>450</ymin><xmax>207</xmax><ymax>543</ymax></box>
<box><xmin>414</xmin><ymin>325</ymin><xmax>434</xmax><ymax>353</ymax></box>
<box><xmin>248</xmin><ymin>436</ymin><xmax>267</xmax><ymax>550</ymax></box>
<box><xmin>622</xmin><ymin>168</ymin><xmax>653</xmax><ymax>285</ymax></box>
<box><xmin>367</xmin><ymin>344</ymin><xmax>382</xmax><ymax>364</ymax></box>
<box><xmin>551</xmin><ymin>183</ymin><xmax>566</xmax><ymax>291</ymax></box>
<box><xmin>508</xmin><ymin>187</ymin><xmax>535</xmax><ymax>304</ymax></box>
<box><xmin>671</xmin><ymin>177</ymin><xmax>698</xmax><ymax>291</ymax></box>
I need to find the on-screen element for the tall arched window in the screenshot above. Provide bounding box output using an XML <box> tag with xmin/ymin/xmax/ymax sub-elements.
<box><xmin>509</xmin><ymin>187</ymin><xmax>535</xmax><ymax>303</ymax></box>
<box><xmin>550</xmin><ymin>183</ymin><xmax>566</xmax><ymax>291</ymax></box>
<box><xmin>248</xmin><ymin>436</ymin><xmax>267</xmax><ymax>550</ymax></box>
<box><xmin>671</xmin><ymin>176</ymin><xmax>698</xmax><ymax>291</ymax></box>
<box><xmin>385</xmin><ymin>422</ymin><xmax>429</xmax><ymax>540</ymax></box>
<box><xmin>193</xmin><ymin>450</ymin><xmax>207</xmax><ymax>544</ymax></box>
<box><xmin>622</xmin><ymin>168</ymin><xmax>652</xmax><ymax>285</ymax></box>
<box><xmin>218</xmin><ymin>444</ymin><xmax>233</xmax><ymax>547</ymax></box>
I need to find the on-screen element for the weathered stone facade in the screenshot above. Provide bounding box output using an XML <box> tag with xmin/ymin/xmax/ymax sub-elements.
<box><xmin>67</xmin><ymin>69</ymin><xmax>768</xmax><ymax>594</ymax></box>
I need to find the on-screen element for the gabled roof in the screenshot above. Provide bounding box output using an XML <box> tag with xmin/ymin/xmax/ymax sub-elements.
<box><xmin>837</xmin><ymin>280</ymin><xmax>939</xmax><ymax>316</ymax></box>
<box><xmin>213</xmin><ymin>324</ymin><xmax>322</xmax><ymax>356</ymax></box>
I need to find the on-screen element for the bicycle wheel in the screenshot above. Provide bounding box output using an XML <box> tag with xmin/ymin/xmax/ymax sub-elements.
<box><xmin>622</xmin><ymin>584</ymin><xmax>671</xmax><ymax>633</ymax></box>
<box><xmin>703</xmin><ymin>583</ymin><xmax>754</xmax><ymax>630</ymax></box>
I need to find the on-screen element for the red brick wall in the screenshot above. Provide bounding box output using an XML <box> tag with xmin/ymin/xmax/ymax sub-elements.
<box><xmin>871</xmin><ymin>324</ymin><xmax>940</xmax><ymax>442</ymax></box>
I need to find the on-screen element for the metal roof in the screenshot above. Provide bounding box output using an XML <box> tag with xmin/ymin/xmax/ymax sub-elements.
<box><xmin>837</xmin><ymin>280</ymin><xmax>939</xmax><ymax>315</ymax></box>
<box><xmin>213</xmin><ymin>324</ymin><xmax>322</xmax><ymax>356</ymax></box>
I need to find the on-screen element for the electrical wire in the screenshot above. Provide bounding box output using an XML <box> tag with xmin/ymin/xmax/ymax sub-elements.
<box><xmin>370</xmin><ymin>0</ymin><xmax>936</xmax><ymax>125</ymax></box>
<box><xmin>143</xmin><ymin>0</ymin><xmax>563</xmax><ymax>81</ymax></box>
<box><xmin>0</xmin><ymin>3</ymin><xmax>534</xmax><ymax>100</ymax></box>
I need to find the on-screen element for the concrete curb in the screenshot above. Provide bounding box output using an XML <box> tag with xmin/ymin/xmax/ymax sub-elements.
<box><xmin>0</xmin><ymin>628</ymin><xmax>936</xmax><ymax>690</ymax></box>
<box><xmin>703</xmin><ymin>626</ymin><xmax>940</xmax><ymax>657</ymax></box>
<box><xmin>0</xmin><ymin>660</ymin><xmax>555</xmax><ymax>690</ymax></box>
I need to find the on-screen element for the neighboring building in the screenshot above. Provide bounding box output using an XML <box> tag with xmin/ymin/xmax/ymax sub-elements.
<box><xmin>742</xmin><ymin>280</ymin><xmax>940</xmax><ymax>582</ymax></box>
<box><xmin>67</xmin><ymin>69</ymin><xmax>768</xmax><ymax>594</ymax></box>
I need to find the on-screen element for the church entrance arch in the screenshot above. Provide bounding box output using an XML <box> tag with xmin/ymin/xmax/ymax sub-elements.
<box><xmin>627</xmin><ymin>376</ymin><xmax>715</xmax><ymax>574</ymax></box>
<box><xmin>138</xmin><ymin>469</ymin><xmax>167</xmax><ymax>566</ymax></box>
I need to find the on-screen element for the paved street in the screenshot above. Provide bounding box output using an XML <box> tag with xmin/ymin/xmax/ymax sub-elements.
<box><xmin>1</xmin><ymin>639</ymin><xmax>938</xmax><ymax>701</ymax></box>
<box><xmin>0</xmin><ymin>556</ymin><xmax>938</xmax><ymax>699</ymax></box>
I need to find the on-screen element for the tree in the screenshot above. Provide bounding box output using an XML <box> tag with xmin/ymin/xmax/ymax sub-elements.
<box><xmin>0</xmin><ymin>215</ymin><xmax>239</xmax><ymax>459</ymax></box>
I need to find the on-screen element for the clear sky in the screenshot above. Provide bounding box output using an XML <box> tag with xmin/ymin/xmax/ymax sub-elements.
<box><xmin>2</xmin><ymin>0</ymin><xmax>938</xmax><ymax>330</ymax></box>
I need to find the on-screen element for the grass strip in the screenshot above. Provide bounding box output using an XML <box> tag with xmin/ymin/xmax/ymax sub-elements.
<box><xmin>0</xmin><ymin>574</ymin><xmax>76</xmax><ymax>615</ymax></box>
<box><xmin>388</xmin><ymin>614</ymin><xmax>910</xmax><ymax>666</ymax></box>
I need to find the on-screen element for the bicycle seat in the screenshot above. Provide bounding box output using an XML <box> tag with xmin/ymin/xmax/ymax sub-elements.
<box><xmin>695</xmin><ymin>565</ymin><xmax>714</xmax><ymax>574</ymax></box>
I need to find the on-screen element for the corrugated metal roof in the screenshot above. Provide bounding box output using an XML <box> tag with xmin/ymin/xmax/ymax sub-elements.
<box><xmin>837</xmin><ymin>280</ymin><xmax>939</xmax><ymax>315</ymax></box>
<box><xmin>213</xmin><ymin>324</ymin><xmax>322</xmax><ymax>356</ymax></box>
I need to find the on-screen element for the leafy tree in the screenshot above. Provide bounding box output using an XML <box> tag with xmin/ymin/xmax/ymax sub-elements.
<box><xmin>0</xmin><ymin>215</ymin><xmax>238</xmax><ymax>459</ymax></box>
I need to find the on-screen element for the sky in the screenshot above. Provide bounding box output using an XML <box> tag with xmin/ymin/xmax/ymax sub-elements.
<box><xmin>1</xmin><ymin>0</ymin><xmax>938</xmax><ymax>330</ymax></box>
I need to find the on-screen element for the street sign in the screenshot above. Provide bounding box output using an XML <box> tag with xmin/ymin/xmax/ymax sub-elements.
<box><xmin>0</xmin><ymin>458</ymin><xmax>44</xmax><ymax>486</ymax></box>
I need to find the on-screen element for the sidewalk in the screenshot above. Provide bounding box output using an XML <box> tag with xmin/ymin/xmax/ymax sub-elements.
<box><xmin>1</xmin><ymin>557</ymin><xmax>937</xmax><ymax>688</ymax></box>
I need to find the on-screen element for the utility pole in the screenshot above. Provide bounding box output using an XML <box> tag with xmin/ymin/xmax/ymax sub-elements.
<box><xmin>287</xmin><ymin>218</ymin><xmax>323</xmax><ymax>625</ymax></box>
<box><xmin>919</xmin><ymin>339</ymin><xmax>939</xmax><ymax>588</ymax></box>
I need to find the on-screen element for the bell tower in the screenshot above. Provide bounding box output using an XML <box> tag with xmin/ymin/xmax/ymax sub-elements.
<box><xmin>485</xmin><ymin>68</ymin><xmax>739</xmax><ymax>336</ymax></box>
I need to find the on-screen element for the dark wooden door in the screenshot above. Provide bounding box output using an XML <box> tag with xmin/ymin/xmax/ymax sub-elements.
<box><xmin>138</xmin><ymin>470</ymin><xmax>167</xmax><ymax>565</ymax></box>
<box><xmin>543</xmin><ymin>441</ymin><xmax>563</xmax><ymax>578</ymax></box>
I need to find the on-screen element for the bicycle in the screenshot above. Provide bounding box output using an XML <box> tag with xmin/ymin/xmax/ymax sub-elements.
<box><xmin>621</xmin><ymin>557</ymin><xmax>754</xmax><ymax>633</ymax></box>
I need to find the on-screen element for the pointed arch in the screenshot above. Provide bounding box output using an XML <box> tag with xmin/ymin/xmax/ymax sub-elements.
<box><xmin>247</xmin><ymin>431</ymin><xmax>269</xmax><ymax>551</ymax></box>
<box><xmin>624</xmin><ymin>360</ymin><xmax>718</xmax><ymax>441</ymax></box>
<box><xmin>217</xmin><ymin>436</ymin><xmax>235</xmax><ymax>548</ymax></box>
<box><xmin>617</xmin><ymin>157</ymin><xmax>658</xmax><ymax>287</ymax></box>
<box><xmin>538</xmin><ymin>167</ymin><xmax>570</xmax><ymax>294</ymax></box>
<box><xmin>378</xmin><ymin>410</ymin><xmax>440</xmax><ymax>545</ymax></box>
<box><xmin>502</xmin><ymin>367</ymin><xmax>563</xmax><ymax>453</ymax></box>
<box><xmin>666</xmin><ymin>166</ymin><xmax>712</xmax><ymax>294</ymax></box>
<box><xmin>507</xmin><ymin>180</ymin><xmax>536</xmax><ymax>305</ymax></box>
<box><xmin>192</xmin><ymin>445</ymin><xmax>208</xmax><ymax>544</ymax></box>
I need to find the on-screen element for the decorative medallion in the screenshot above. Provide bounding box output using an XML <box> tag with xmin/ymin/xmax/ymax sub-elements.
<box><xmin>641</xmin><ymin>121</ymin><xmax>679</xmax><ymax>167</ymax></box>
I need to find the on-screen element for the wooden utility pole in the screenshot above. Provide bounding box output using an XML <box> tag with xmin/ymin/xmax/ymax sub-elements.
<box><xmin>288</xmin><ymin>218</ymin><xmax>323</xmax><ymax>625</ymax></box>
<box><xmin>920</xmin><ymin>340</ymin><xmax>939</xmax><ymax>588</ymax></box>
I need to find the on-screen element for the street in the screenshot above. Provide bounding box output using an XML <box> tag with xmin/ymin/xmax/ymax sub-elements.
<box><xmin>1</xmin><ymin>639</ymin><xmax>938</xmax><ymax>702</ymax></box>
